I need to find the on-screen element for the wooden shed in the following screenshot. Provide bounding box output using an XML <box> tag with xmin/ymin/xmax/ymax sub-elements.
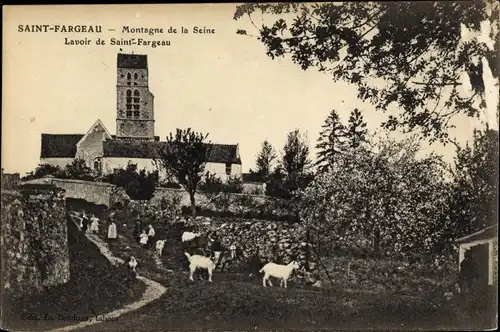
<box><xmin>456</xmin><ymin>224</ymin><xmax>498</xmax><ymax>286</ymax></box>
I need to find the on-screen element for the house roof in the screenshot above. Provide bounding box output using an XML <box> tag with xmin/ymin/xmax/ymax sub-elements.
<box><xmin>102</xmin><ymin>139</ymin><xmax>241</xmax><ymax>164</ymax></box>
<box><xmin>117</xmin><ymin>53</ymin><xmax>148</xmax><ymax>69</ymax></box>
<box><xmin>456</xmin><ymin>224</ymin><xmax>498</xmax><ymax>244</ymax></box>
<box><xmin>40</xmin><ymin>134</ymin><xmax>84</xmax><ymax>158</ymax></box>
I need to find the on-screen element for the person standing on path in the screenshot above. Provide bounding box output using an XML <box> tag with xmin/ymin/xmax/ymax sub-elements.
<box><xmin>107</xmin><ymin>220</ymin><xmax>118</xmax><ymax>241</ymax></box>
<box><xmin>139</xmin><ymin>230</ymin><xmax>149</xmax><ymax>248</ymax></box>
<box><xmin>147</xmin><ymin>224</ymin><xmax>156</xmax><ymax>249</ymax></box>
<box><xmin>133</xmin><ymin>219</ymin><xmax>143</xmax><ymax>244</ymax></box>
<box><xmin>81</xmin><ymin>211</ymin><xmax>89</xmax><ymax>233</ymax></box>
<box><xmin>89</xmin><ymin>215</ymin><xmax>100</xmax><ymax>234</ymax></box>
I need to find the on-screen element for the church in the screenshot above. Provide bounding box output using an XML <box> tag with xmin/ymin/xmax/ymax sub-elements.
<box><xmin>39</xmin><ymin>53</ymin><xmax>243</xmax><ymax>183</ymax></box>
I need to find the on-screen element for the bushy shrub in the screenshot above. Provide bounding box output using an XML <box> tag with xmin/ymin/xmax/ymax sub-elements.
<box><xmin>102</xmin><ymin>163</ymin><xmax>158</xmax><ymax>200</ymax></box>
<box><xmin>22</xmin><ymin>164</ymin><xmax>67</xmax><ymax>181</ymax></box>
<box><xmin>224</xmin><ymin>175</ymin><xmax>243</xmax><ymax>193</ymax></box>
<box><xmin>199</xmin><ymin>171</ymin><xmax>225</xmax><ymax>193</ymax></box>
<box><xmin>199</xmin><ymin>172</ymin><xmax>244</xmax><ymax>194</ymax></box>
<box><xmin>160</xmin><ymin>182</ymin><xmax>182</xmax><ymax>189</ymax></box>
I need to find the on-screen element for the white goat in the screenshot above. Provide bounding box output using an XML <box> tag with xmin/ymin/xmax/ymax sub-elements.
<box><xmin>259</xmin><ymin>261</ymin><xmax>300</xmax><ymax>288</ymax></box>
<box><xmin>128</xmin><ymin>256</ymin><xmax>138</xmax><ymax>274</ymax></box>
<box><xmin>181</xmin><ymin>231</ymin><xmax>201</xmax><ymax>243</ymax></box>
<box><xmin>155</xmin><ymin>239</ymin><xmax>166</xmax><ymax>256</ymax></box>
<box><xmin>184</xmin><ymin>252</ymin><xmax>215</xmax><ymax>282</ymax></box>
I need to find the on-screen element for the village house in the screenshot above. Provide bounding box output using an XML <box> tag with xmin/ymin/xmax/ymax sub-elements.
<box><xmin>39</xmin><ymin>53</ymin><xmax>242</xmax><ymax>183</ymax></box>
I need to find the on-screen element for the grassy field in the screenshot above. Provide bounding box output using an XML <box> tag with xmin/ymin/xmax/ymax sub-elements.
<box><xmin>72</xmin><ymin>209</ymin><xmax>497</xmax><ymax>331</ymax></box>
<box><xmin>2</xmin><ymin>213</ymin><xmax>146</xmax><ymax>331</ymax></box>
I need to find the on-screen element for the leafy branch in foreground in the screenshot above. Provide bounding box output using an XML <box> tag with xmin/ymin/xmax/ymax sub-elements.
<box><xmin>234</xmin><ymin>1</ymin><xmax>499</xmax><ymax>142</ymax></box>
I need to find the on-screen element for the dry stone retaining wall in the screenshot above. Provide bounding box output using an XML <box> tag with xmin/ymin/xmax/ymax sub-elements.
<box><xmin>1</xmin><ymin>187</ymin><xmax>70</xmax><ymax>299</ymax></box>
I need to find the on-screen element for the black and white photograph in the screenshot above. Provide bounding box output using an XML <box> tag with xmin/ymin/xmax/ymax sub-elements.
<box><xmin>1</xmin><ymin>3</ymin><xmax>498</xmax><ymax>331</ymax></box>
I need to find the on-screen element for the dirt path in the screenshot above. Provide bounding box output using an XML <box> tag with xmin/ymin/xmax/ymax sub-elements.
<box><xmin>47</xmin><ymin>217</ymin><xmax>167</xmax><ymax>332</ymax></box>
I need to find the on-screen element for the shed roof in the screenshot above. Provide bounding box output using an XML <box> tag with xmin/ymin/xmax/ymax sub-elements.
<box><xmin>455</xmin><ymin>224</ymin><xmax>498</xmax><ymax>244</ymax></box>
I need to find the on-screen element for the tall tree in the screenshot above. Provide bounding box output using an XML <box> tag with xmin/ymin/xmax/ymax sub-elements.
<box><xmin>282</xmin><ymin>129</ymin><xmax>311</xmax><ymax>184</ymax></box>
<box><xmin>234</xmin><ymin>2</ymin><xmax>499</xmax><ymax>142</ymax></box>
<box><xmin>156</xmin><ymin>128</ymin><xmax>212</xmax><ymax>217</ymax></box>
<box><xmin>345</xmin><ymin>108</ymin><xmax>369</xmax><ymax>150</ymax></box>
<box><xmin>315</xmin><ymin>109</ymin><xmax>346</xmax><ymax>172</ymax></box>
<box><xmin>255</xmin><ymin>140</ymin><xmax>277</xmax><ymax>181</ymax></box>
<box><xmin>299</xmin><ymin>132</ymin><xmax>452</xmax><ymax>259</ymax></box>
<box><xmin>447</xmin><ymin>125</ymin><xmax>498</xmax><ymax>238</ymax></box>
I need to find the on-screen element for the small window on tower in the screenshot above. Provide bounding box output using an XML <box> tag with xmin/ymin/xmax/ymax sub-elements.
<box><xmin>126</xmin><ymin>111</ymin><xmax>133</xmax><ymax>118</ymax></box>
<box><xmin>133</xmin><ymin>105</ymin><xmax>140</xmax><ymax>110</ymax></box>
<box><xmin>133</xmin><ymin>111</ymin><xmax>140</xmax><ymax>118</ymax></box>
<box><xmin>126</xmin><ymin>105</ymin><xmax>132</xmax><ymax>110</ymax></box>
<box><xmin>134</xmin><ymin>73</ymin><xmax>138</xmax><ymax>80</ymax></box>
<box><xmin>126</xmin><ymin>97</ymin><xmax>132</xmax><ymax>103</ymax></box>
<box><xmin>126</xmin><ymin>90</ymin><xmax>132</xmax><ymax>96</ymax></box>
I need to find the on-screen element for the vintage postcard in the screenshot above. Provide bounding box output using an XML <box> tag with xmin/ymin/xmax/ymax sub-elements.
<box><xmin>1</xmin><ymin>3</ymin><xmax>498</xmax><ymax>331</ymax></box>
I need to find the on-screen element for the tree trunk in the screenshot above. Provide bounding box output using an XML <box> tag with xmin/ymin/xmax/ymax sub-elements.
<box><xmin>189</xmin><ymin>192</ymin><xmax>196</xmax><ymax>217</ymax></box>
<box><xmin>373</xmin><ymin>227</ymin><xmax>381</xmax><ymax>257</ymax></box>
<box><xmin>305</xmin><ymin>227</ymin><xmax>311</xmax><ymax>271</ymax></box>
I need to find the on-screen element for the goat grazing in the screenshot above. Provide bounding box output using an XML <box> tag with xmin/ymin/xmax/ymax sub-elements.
<box><xmin>184</xmin><ymin>252</ymin><xmax>215</xmax><ymax>282</ymax></box>
<box><xmin>127</xmin><ymin>256</ymin><xmax>138</xmax><ymax>274</ymax></box>
<box><xmin>155</xmin><ymin>239</ymin><xmax>166</xmax><ymax>256</ymax></box>
<box><xmin>181</xmin><ymin>231</ymin><xmax>201</xmax><ymax>243</ymax></box>
<box><xmin>259</xmin><ymin>261</ymin><xmax>300</xmax><ymax>288</ymax></box>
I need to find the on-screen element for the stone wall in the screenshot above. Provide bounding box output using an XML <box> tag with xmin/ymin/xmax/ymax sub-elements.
<box><xmin>127</xmin><ymin>199</ymin><xmax>320</xmax><ymax>285</ymax></box>
<box><xmin>151</xmin><ymin>188</ymin><xmax>268</xmax><ymax>209</ymax></box>
<box><xmin>23</xmin><ymin>178</ymin><xmax>130</xmax><ymax>208</ymax></box>
<box><xmin>1</xmin><ymin>186</ymin><xmax>70</xmax><ymax>299</ymax></box>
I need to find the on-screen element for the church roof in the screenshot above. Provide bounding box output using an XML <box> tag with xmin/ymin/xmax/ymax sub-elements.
<box><xmin>40</xmin><ymin>134</ymin><xmax>84</xmax><ymax>158</ymax></box>
<box><xmin>117</xmin><ymin>53</ymin><xmax>148</xmax><ymax>69</ymax></box>
<box><xmin>102</xmin><ymin>139</ymin><xmax>241</xmax><ymax>164</ymax></box>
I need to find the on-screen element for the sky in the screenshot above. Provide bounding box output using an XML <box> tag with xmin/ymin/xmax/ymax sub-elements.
<box><xmin>2</xmin><ymin>4</ymin><xmax>498</xmax><ymax>176</ymax></box>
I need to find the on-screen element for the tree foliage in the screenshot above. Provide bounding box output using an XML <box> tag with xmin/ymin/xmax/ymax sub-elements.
<box><xmin>315</xmin><ymin>109</ymin><xmax>346</xmax><ymax>172</ymax></box>
<box><xmin>265</xmin><ymin>129</ymin><xmax>314</xmax><ymax>199</ymax></box>
<box><xmin>299</xmin><ymin>132</ymin><xmax>453</xmax><ymax>259</ymax></box>
<box><xmin>64</xmin><ymin>159</ymin><xmax>95</xmax><ymax>181</ymax></box>
<box><xmin>22</xmin><ymin>164</ymin><xmax>66</xmax><ymax>181</ymax></box>
<box><xmin>22</xmin><ymin>158</ymin><xmax>95</xmax><ymax>181</ymax></box>
<box><xmin>199</xmin><ymin>171</ymin><xmax>244</xmax><ymax>194</ymax></box>
<box><xmin>315</xmin><ymin>108</ymin><xmax>369</xmax><ymax>172</ymax></box>
<box><xmin>282</xmin><ymin>129</ymin><xmax>312</xmax><ymax>179</ymax></box>
<box><xmin>447</xmin><ymin>126</ymin><xmax>498</xmax><ymax>238</ymax></box>
<box><xmin>155</xmin><ymin>128</ymin><xmax>212</xmax><ymax>216</ymax></box>
<box><xmin>104</xmin><ymin>162</ymin><xmax>159</xmax><ymax>200</ymax></box>
<box><xmin>346</xmin><ymin>108</ymin><xmax>369</xmax><ymax>149</ymax></box>
<box><xmin>234</xmin><ymin>1</ymin><xmax>499</xmax><ymax>141</ymax></box>
<box><xmin>254</xmin><ymin>140</ymin><xmax>277</xmax><ymax>181</ymax></box>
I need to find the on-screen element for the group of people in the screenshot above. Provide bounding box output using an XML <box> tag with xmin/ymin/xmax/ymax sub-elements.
<box><xmin>79</xmin><ymin>210</ymin><xmax>118</xmax><ymax>241</ymax></box>
<box><xmin>133</xmin><ymin>219</ymin><xmax>156</xmax><ymax>249</ymax></box>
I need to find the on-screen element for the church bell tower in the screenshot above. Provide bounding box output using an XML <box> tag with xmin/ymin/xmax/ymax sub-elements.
<box><xmin>116</xmin><ymin>53</ymin><xmax>155</xmax><ymax>140</ymax></box>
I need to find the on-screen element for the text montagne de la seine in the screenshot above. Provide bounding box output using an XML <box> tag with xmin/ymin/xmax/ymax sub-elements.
<box><xmin>18</xmin><ymin>24</ymin><xmax>216</xmax><ymax>48</ymax></box>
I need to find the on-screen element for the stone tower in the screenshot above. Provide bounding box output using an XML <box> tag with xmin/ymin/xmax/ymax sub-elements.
<box><xmin>116</xmin><ymin>53</ymin><xmax>155</xmax><ymax>140</ymax></box>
